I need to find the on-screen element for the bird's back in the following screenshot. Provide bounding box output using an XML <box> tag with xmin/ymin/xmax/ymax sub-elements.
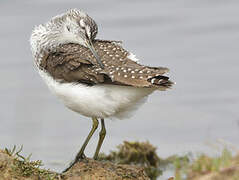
<box><xmin>39</xmin><ymin>39</ymin><xmax>173</xmax><ymax>90</ymax></box>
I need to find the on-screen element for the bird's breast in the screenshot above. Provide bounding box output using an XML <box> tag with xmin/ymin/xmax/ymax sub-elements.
<box><xmin>38</xmin><ymin>70</ymin><xmax>154</xmax><ymax>119</ymax></box>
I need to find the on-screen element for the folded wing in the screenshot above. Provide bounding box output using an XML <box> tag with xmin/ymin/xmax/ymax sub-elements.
<box><xmin>39</xmin><ymin>40</ymin><xmax>174</xmax><ymax>90</ymax></box>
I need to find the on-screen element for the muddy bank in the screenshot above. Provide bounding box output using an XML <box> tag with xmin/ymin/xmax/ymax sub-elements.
<box><xmin>0</xmin><ymin>148</ymin><xmax>149</xmax><ymax>180</ymax></box>
<box><xmin>1</xmin><ymin>141</ymin><xmax>238</xmax><ymax>180</ymax></box>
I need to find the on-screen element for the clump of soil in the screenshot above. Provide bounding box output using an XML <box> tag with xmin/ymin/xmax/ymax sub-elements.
<box><xmin>0</xmin><ymin>147</ymin><xmax>58</xmax><ymax>179</ymax></box>
<box><xmin>0</xmin><ymin>145</ymin><xmax>150</xmax><ymax>180</ymax></box>
<box><xmin>64</xmin><ymin>158</ymin><xmax>149</xmax><ymax>180</ymax></box>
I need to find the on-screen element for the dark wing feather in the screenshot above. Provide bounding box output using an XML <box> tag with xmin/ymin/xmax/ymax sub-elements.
<box><xmin>39</xmin><ymin>40</ymin><xmax>174</xmax><ymax>89</ymax></box>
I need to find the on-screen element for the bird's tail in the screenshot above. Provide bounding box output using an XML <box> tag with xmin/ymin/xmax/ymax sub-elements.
<box><xmin>147</xmin><ymin>75</ymin><xmax>174</xmax><ymax>91</ymax></box>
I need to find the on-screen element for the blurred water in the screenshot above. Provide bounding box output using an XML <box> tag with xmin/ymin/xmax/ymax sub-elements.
<box><xmin>0</xmin><ymin>0</ymin><xmax>239</xmax><ymax>178</ymax></box>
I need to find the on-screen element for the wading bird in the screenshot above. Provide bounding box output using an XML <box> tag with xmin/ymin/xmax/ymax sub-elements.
<box><xmin>30</xmin><ymin>9</ymin><xmax>173</xmax><ymax>172</ymax></box>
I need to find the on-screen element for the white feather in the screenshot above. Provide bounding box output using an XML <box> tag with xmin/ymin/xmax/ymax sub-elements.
<box><xmin>127</xmin><ymin>52</ymin><xmax>139</xmax><ymax>62</ymax></box>
<box><xmin>39</xmin><ymin>70</ymin><xmax>155</xmax><ymax>119</ymax></box>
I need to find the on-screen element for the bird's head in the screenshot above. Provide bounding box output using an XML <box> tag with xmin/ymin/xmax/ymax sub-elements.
<box><xmin>31</xmin><ymin>9</ymin><xmax>104</xmax><ymax>68</ymax></box>
<box><xmin>57</xmin><ymin>9</ymin><xmax>98</xmax><ymax>47</ymax></box>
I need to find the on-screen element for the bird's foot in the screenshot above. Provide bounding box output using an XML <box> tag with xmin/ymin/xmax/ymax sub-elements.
<box><xmin>62</xmin><ymin>153</ymin><xmax>86</xmax><ymax>173</ymax></box>
<box><xmin>80</xmin><ymin>153</ymin><xmax>86</xmax><ymax>159</ymax></box>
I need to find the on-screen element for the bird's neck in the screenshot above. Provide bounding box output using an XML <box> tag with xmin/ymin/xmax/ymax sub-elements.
<box><xmin>31</xmin><ymin>25</ymin><xmax>85</xmax><ymax>57</ymax></box>
<box><xmin>31</xmin><ymin>28</ymin><xmax>61</xmax><ymax>54</ymax></box>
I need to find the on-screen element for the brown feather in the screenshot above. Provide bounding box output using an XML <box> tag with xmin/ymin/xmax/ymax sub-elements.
<box><xmin>39</xmin><ymin>40</ymin><xmax>174</xmax><ymax>89</ymax></box>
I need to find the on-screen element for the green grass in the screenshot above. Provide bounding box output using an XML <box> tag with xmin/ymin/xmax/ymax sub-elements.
<box><xmin>4</xmin><ymin>145</ymin><xmax>59</xmax><ymax>180</ymax></box>
<box><xmin>99</xmin><ymin>141</ymin><xmax>239</xmax><ymax>180</ymax></box>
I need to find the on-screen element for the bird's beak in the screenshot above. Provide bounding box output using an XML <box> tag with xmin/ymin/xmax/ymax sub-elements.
<box><xmin>85</xmin><ymin>39</ymin><xmax>104</xmax><ymax>69</ymax></box>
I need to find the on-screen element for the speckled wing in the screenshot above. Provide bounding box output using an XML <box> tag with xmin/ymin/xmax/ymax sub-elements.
<box><xmin>40</xmin><ymin>39</ymin><xmax>173</xmax><ymax>89</ymax></box>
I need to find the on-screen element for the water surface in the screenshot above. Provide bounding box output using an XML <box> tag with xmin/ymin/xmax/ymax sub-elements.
<box><xmin>0</xmin><ymin>0</ymin><xmax>238</xmax><ymax>178</ymax></box>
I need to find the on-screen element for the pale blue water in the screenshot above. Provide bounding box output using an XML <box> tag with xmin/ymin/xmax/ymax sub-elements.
<box><xmin>0</xmin><ymin>0</ymin><xmax>239</xmax><ymax>179</ymax></box>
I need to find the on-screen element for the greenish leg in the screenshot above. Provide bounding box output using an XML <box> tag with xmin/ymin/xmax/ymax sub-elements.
<box><xmin>93</xmin><ymin>118</ymin><xmax>106</xmax><ymax>160</ymax></box>
<box><xmin>62</xmin><ymin>117</ymin><xmax>99</xmax><ymax>173</ymax></box>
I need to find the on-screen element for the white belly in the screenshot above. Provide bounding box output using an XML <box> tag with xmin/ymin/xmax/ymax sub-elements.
<box><xmin>39</xmin><ymin>70</ymin><xmax>155</xmax><ymax>119</ymax></box>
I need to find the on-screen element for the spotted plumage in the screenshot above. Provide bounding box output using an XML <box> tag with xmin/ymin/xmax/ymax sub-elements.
<box><xmin>39</xmin><ymin>39</ymin><xmax>173</xmax><ymax>89</ymax></box>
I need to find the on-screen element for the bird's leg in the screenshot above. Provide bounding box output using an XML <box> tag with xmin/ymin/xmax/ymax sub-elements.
<box><xmin>62</xmin><ymin>117</ymin><xmax>99</xmax><ymax>173</ymax></box>
<box><xmin>93</xmin><ymin>118</ymin><xmax>106</xmax><ymax>160</ymax></box>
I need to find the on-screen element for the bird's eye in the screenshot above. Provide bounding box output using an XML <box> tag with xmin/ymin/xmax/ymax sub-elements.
<box><xmin>66</xmin><ymin>26</ymin><xmax>71</xmax><ymax>32</ymax></box>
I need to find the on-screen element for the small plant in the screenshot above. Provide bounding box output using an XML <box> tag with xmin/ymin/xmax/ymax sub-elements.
<box><xmin>188</xmin><ymin>148</ymin><xmax>233</xmax><ymax>179</ymax></box>
<box><xmin>98</xmin><ymin>141</ymin><xmax>190</xmax><ymax>180</ymax></box>
<box><xmin>172</xmin><ymin>147</ymin><xmax>238</xmax><ymax>180</ymax></box>
<box><xmin>99</xmin><ymin>141</ymin><xmax>162</xmax><ymax>179</ymax></box>
<box><xmin>4</xmin><ymin>145</ymin><xmax>59</xmax><ymax>179</ymax></box>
